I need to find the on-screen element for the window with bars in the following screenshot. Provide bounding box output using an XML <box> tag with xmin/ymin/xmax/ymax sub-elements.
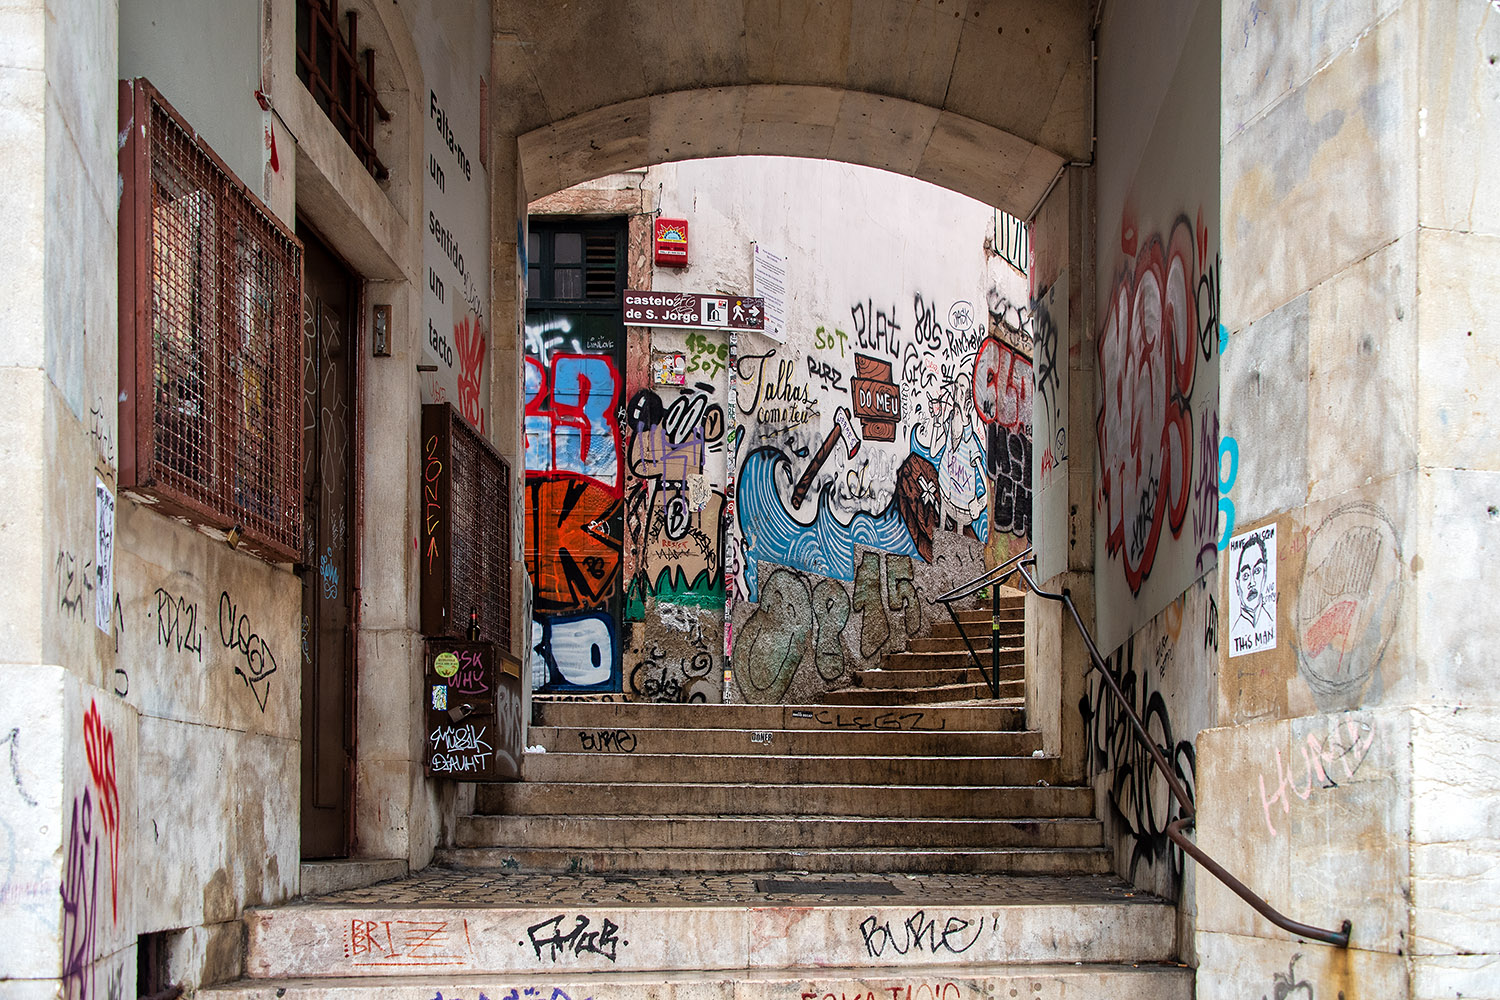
<box><xmin>296</xmin><ymin>0</ymin><xmax>390</xmax><ymax>181</ymax></box>
<box><xmin>526</xmin><ymin>223</ymin><xmax>625</xmax><ymax>305</ymax></box>
<box><xmin>118</xmin><ymin>78</ymin><xmax>305</xmax><ymax>564</ymax></box>
<box><xmin>420</xmin><ymin>402</ymin><xmax>512</xmax><ymax>651</ymax></box>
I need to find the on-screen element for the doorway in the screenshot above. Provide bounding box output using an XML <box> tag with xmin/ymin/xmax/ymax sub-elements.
<box><xmin>299</xmin><ymin>224</ymin><xmax>358</xmax><ymax>858</ymax></box>
<box><xmin>524</xmin><ymin>219</ymin><xmax>628</xmax><ymax>692</ymax></box>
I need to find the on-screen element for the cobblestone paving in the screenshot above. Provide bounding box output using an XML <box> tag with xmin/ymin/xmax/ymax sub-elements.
<box><xmin>301</xmin><ymin>867</ymin><xmax>1165</xmax><ymax>909</ymax></box>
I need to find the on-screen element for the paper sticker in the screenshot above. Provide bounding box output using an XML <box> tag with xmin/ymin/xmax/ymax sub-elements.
<box><xmin>653</xmin><ymin>352</ymin><xmax>687</xmax><ymax>386</ymax></box>
<box><xmin>1229</xmin><ymin>524</ymin><xmax>1277</xmax><ymax>656</ymax></box>
<box><xmin>431</xmin><ymin>685</ymin><xmax>448</xmax><ymax>711</ymax></box>
<box><xmin>95</xmin><ymin>478</ymin><xmax>116</xmax><ymax>635</ymax></box>
<box><xmin>434</xmin><ymin>651</ymin><xmax>460</xmax><ymax>678</ymax></box>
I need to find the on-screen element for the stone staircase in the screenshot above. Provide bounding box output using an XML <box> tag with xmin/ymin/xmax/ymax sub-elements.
<box><xmin>822</xmin><ymin>594</ymin><xmax>1025</xmax><ymax>706</ymax></box>
<box><xmin>206</xmin><ymin>595</ymin><xmax>1192</xmax><ymax>999</ymax></box>
<box><xmin>436</xmin><ymin>699</ymin><xmax>1105</xmax><ymax>875</ymax></box>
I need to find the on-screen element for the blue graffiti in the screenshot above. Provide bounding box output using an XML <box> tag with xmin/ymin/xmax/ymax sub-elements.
<box><xmin>532</xmin><ymin>611</ymin><xmax>619</xmax><ymax>691</ymax></box>
<box><xmin>319</xmin><ymin>547</ymin><xmax>339</xmax><ymax>601</ymax></box>
<box><xmin>737</xmin><ymin>446</ymin><xmax>919</xmax><ymax>602</ymax></box>
<box><xmin>1217</xmin><ymin>435</ymin><xmax>1239</xmax><ymax>551</ymax></box>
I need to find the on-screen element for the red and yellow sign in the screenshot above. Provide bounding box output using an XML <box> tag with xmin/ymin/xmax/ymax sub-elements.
<box><xmin>654</xmin><ymin>218</ymin><xmax>689</xmax><ymax>267</ymax></box>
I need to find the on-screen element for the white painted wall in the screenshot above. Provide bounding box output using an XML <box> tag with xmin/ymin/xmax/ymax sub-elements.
<box><xmin>119</xmin><ymin>0</ymin><xmax>266</xmax><ymax>197</ymax></box>
<box><xmin>618</xmin><ymin>156</ymin><xmax>1032</xmax><ymax>704</ymax></box>
<box><xmin>404</xmin><ymin>0</ymin><xmax>492</xmax><ymax>436</ymax></box>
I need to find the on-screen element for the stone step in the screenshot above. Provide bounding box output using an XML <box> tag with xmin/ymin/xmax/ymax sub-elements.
<box><xmin>433</xmin><ymin>846</ymin><xmax>1111</xmax><ymax>876</ymax></box>
<box><xmin>473</xmin><ymin>782</ymin><xmax>1095</xmax><ymax>819</ymax></box>
<box><xmin>527</xmin><ymin>726</ymin><xmax>1041</xmax><ymax>757</ymax></box>
<box><xmin>242</xmin><ymin>891</ymin><xmax>1162</xmax><ymax>979</ymax></box>
<box><xmin>930</xmin><ymin>611</ymin><xmax>1026</xmax><ymax>632</ymax></box>
<box><xmin>520</xmin><ymin>752</ymin><xmax>1056</xmax><ymax>786</ymax></box>
<box><xmin>900</xmin><ymin>629</ymin><xmax>1020</xmax><ymax>653</ymax></box>
<box><xmin>854</xmin><ymin>667</ymin><xmax>1023</xmax><ymax>690</ymax></box>
<box><xmin>530</xmin><ymin>702</ymin><xmax>1028</xmax><ymax>733</ymax></box>
<box><xmin>901</xmin><ymin>637</ymin><xmax>1022</xmax><ymax>657</ymax></box>
<box><xmin>820</xmin><ymin>684</ymin><xmax>1023</xmax><ymax>706</ymax></box>
<box><xmin>455</xmin><ymin>815</ymin><xmax>1104</xmax><ymax>851</ymax></box>
<box><xmin>205</xmin><ymin>964</ymin><xmax>1193</xmax><ymax>1000</ymax></box>
<box><xmin>882</xmin><ymin>644</ymin><xmax>1026</xmax><ymax>668</ymax></box>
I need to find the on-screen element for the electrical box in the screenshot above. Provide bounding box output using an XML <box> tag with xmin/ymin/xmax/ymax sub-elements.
<box><xmin>423</xmin><ymin>640</ymin><xmax>523</xmax><ymax>781</ymax></box>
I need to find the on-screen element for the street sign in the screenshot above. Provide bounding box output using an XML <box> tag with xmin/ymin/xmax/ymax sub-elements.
<box><xmin>624</xmin><ymin>290</ymin><xmax>765</xmax><ymax>332</ymax></box>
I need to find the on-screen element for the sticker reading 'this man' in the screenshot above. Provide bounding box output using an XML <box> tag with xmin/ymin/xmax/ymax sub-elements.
<box><xmin>1229</xmin><ymin>524</ymin><xmax>1276</xmax><ymax>656</ymax></box>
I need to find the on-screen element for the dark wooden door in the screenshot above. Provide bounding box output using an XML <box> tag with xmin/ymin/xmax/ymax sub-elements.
<box><xmin>299</xmin><ymin>227</ymin><xmax>357</xmax><ymax>859</ymax></box>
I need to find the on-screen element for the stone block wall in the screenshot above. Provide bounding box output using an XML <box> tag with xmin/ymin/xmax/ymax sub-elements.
<box><xmin>1200</xmin><ymin>1</ymin><xmax>1500</xmax><ymax>996</ymax></box>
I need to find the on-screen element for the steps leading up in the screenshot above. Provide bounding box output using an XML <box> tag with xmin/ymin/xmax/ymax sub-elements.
<box><xmin>442</xmin><ymin>699</ymin><xmax>1097</xmax><ymax>878</ymax></box>
<box><xmin>820</xmin><ymin>592</ymin><xmax>1029</xmax><ymax>705</ymax></box>
<box><xmin>212</xmin><ymin>580</ymin><xmax>1188</xmax><ymax>999</ymax></box>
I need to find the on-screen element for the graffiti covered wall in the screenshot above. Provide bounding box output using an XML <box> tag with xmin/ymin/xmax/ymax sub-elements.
<box><xmin>1093</xmin><ymin>0</ymin><xmax>1222</xmax><ymax>657</ymax></box>
<box><xmin>1087</xmin><ymin>0</ymin><xmax>1220</xmax><ymax>951</ymax></box>
<box><xmin>599</xmin><ymin>157</ymin><xmax>1033</xmax><ymax>704</ymax></box>
<box><xmin>525</xmin><ymin>310</ymin><xmax>626</xmax><ymax>692</ymax></box>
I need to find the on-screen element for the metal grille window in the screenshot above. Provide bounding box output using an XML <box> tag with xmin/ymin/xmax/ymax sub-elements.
<box><xmin>296</xmin><ymin>0</ymin><xmax>390</xmax><ymax>180</ymax></box>
<box><xmin>119</xmin><ymin>78</ymin><xmax>304</xmax><ymax>564</ymax></box>
<box><xmin>421</xmin><ymin>403</ymin><xmax>512</xmax><ymax>651</ymax></box>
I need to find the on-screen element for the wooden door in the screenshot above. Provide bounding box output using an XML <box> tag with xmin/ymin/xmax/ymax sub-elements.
<box><xmin>299</xmin><ymin>227</ymin><xmax>357</xmax><ymax>858</ymax></box>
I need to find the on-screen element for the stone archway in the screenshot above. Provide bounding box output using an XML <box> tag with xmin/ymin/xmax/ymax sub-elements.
<box><xmin>485</xmin><ymin>0</ymin><xmax>1098</xmax><ymax>773</ymax></box>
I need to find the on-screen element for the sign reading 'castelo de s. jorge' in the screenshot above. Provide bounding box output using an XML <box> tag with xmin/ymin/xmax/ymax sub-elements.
<box><xmin>624</xmin><ymin>290</ymin><xmax>765</xmax><ymax>332</ymax></box>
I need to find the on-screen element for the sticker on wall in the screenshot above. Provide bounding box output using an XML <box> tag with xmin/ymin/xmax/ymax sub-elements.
<box><xmin>653</xmin><ymin>352</ymin><xmax>687</xmax><ymax>386</ymax></box>
<box><xmin>434</xmin><ymin>651</ymin><xmax>460</xmax><ymax>678</ymax></box>
<box><xmin>1228</xmin><ymin>524</ymin><xmax>1276</xmax><ymax>656</ymax></box>
<box><xmin>687</xmin><ymin>474</ymin><xmax>711</xmax><ymax>512</ymax></box>
<box><xmin>94</xmin><ymin>477</ymin><xmax>116</xmax><ymax>635</ymax></box>
<box><xmin>431</xmin><ymin>685</ymin><xmax>448</xmax><ymax>711</ymax></box>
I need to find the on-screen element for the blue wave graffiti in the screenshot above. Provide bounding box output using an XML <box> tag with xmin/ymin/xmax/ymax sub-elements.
<box><xmin>737</xmin><ymin>446</ymin><xmax>918</xmax><ymax>602</ymax></box>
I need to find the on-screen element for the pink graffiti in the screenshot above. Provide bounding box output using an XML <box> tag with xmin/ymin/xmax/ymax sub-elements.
<box><xmin>972</xmin><ymin>337</ymin><xmax>1032</xmax><ymax>431</ymax></box>
<box><xmin>1096</xmin><ymin>217</ymin><xmax>1199</xmax><ymax>593</ymax></box>
<box><xmin>1259</xmin><ymin>716</ymin><xmax>1376</xmax><ymax>836</ymax></box>
<box><xmin>82</xmin><ymin>700</ymin><xmax>119</xmax><ymax>923</ymax></box>
<box><xmin>454</xmin><ymin>315</ymin><xmax>487</xmax><ymax>436</ymax></box>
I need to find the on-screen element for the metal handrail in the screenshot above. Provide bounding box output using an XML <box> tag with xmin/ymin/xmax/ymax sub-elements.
<box><xmin>935</xmin><ymin>546</ymin><xmax>1034</xmax><ymax>604</ymax></box>
<box><xmin>1011</xmin><ymin>556</ymin><xmax>1352</xmax><ymax>949</ymax></box>
<box><xmin>932</xmin><ymin>547</ymin><xmax>1034</xmax><ymax>698</ymax></box>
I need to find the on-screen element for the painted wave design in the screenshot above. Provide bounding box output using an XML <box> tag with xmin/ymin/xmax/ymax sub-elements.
<box><xmin>737</xmin><ymin>446</ymin><xmax>917</xmax><ymax>602</ymax></box>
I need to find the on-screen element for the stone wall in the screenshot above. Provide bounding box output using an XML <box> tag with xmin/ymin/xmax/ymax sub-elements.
<box><xmin>1197</xmin><ymin>1</ymin><xmax>1500</xmax><ymax>996</ymax></box>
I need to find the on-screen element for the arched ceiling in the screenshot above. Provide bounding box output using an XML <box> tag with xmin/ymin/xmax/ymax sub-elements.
<box><xmin>492</xmin><ymin>0</ymin><xmax>1093</xmax><ymax>214</ymax></box>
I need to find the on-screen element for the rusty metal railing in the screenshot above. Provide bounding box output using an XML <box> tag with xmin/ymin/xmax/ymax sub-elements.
<box><xmin>1008</xmin><ymin>555</ymin><xmax>1352</xmax><ymax>948</ymax></box>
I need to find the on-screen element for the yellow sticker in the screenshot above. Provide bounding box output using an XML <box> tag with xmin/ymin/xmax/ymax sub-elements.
<box><xmin>434</xmin><ymin>651</ymin><xmax>460</xmax><ymax>678</ymax></box>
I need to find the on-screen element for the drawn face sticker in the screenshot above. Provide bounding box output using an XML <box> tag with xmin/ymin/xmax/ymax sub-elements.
<box><xmin>1236</xmin><ymin>537</ymin><xmax>1268</xmax><ymax>615</ymax></box>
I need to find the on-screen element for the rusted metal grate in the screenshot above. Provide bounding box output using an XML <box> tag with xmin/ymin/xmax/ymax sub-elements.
<box><xmin>421</xmin><ymin>403</ymin><xmax>512</xmax><ymax>651</ymax></box>
<box><xmin>119</xmin><ymin>78</ymin><xmax>304</xmax><ymax>564</ymax></box>
<box><xmin>296</xmin><ymin>0</ymin><xmax>390</xmax><ymax>181</ymax></box>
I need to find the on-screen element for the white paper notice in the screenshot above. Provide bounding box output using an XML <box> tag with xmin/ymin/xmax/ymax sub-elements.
<box><xmin>752</xmin><ymin>243</ymin><xmax>787</xmax><ymax>343</ymax></box>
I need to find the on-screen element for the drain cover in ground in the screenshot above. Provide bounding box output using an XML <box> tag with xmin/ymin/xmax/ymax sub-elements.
<box><xmin>755</xmin><ymin>878</ymin><xmax>901</xmax><ymax>895</ymax></box>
